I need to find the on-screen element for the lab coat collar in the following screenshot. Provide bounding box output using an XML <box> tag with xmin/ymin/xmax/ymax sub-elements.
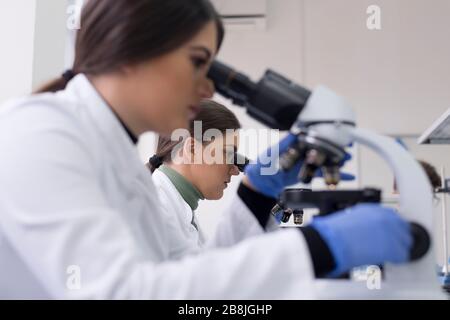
<box><xmin>65</xmin><ymin>74</ymin><xmax>145</xmax><ymax>178</ymax></box>
<box><xmin>158</xmin><ymin>165</ymin><xmax>205</xmax><ymax>211</ymax></box>
<box><xmin>66</xmin><ymin>74</ymin><xmax>137</xmax><ymax>145</ymax></box>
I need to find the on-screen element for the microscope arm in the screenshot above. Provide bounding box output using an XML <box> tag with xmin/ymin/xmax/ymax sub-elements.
<box><xmin>350</xmin><ymin>127</ymin><xmax>439</xmax><ymax>289</ymax></box>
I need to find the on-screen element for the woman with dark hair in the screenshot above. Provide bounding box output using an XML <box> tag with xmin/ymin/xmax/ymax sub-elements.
<box><xmin>149</xmin><ymin>99</ymin><xmax>244</xmax><ymax>258</ymax></box>
<box><xmin>0</xmin><ymin>0</ymin><xmax>413</xmax><ymax>299</ymax></box>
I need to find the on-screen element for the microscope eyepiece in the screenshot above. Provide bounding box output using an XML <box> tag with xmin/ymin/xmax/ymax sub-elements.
<box><xmin>207</xmin><ymin>61</ymin><xmax>257</xmax><ymax>106</ymax></box>
<box><xmin>233</xmin><ymin>153</ymin><xmax>250</xmax><ymax>172</ymax></box>
<box><xmin>208</xmin><ymin>60</ymin><xmax>310</xmax><ymax>130</ymax></box>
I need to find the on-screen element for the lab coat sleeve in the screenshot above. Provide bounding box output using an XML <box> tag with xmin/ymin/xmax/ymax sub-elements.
<box><xmin>0</xmin><ymin>107</ymin><xmax>316</xmax><ymax>299</ymax></box>
<box><xmin>206</xmin><ymin>194</ymin><xmax>275</xmax><ymax>248</ymax></box>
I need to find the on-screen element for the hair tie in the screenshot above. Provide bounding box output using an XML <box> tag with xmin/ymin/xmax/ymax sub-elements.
<box><xmin>62</xmin><ymin>69</ymin><xmax>76</xmax><ymax>83</ymax></box>
<box><xmin>149</xmin><ymin>155</ymin><xmax>164</xmax><ymax>169</ymax></box>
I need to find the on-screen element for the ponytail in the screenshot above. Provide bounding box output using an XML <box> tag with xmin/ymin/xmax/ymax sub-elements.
<box><xmin>148</xmin><ymin>155</ymin><xmax>163</xmax><ymax>173</ymax></box>
<box><xmin>34</xmin><ymin>70</ymin><xmax>77</xmax><ymax>94</ymax></box>
<box><xmin>148</xmin><ymin>140</ymin><xmax>181</xmax><ymax>173</ymax></box>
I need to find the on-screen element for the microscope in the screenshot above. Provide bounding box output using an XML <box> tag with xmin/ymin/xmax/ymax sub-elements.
<box><xmin>208</xmin><ymin>61</ymin><xmax>444</xmax><ymax>298</ymax></box>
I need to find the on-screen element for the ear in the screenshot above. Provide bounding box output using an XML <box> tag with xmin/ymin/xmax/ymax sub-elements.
<box><xmin>182</xmin><ymin>137</ymin><xmax>196</xmax><ymax>163</ymax></box>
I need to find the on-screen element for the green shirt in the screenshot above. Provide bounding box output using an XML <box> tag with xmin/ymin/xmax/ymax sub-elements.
<box><xmin>158</xmin><ymin>165</ymin><xmax>205</xmax><ymax>211</ymax></box>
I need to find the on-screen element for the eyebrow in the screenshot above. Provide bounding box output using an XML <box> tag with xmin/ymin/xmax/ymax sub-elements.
<box><xmin>189</xmin><ymin>46</ymin><xmax>212</xmax><ymax>61</ymax></box>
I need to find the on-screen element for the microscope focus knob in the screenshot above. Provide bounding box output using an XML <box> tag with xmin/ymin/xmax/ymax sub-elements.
<box><xmin>409</xmin><ymin>222</ymin><xmax>431</xmax><ymax>261</ymax></box>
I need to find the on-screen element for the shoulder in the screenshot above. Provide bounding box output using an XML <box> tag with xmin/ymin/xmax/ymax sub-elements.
<box><xmin>0</xmin><ymin>92</ymin><xmax>83</xmax><ymax>133</ymax></box>
<box><xmin>152</xmin><ymin>170</ymin><xmax>177</xmax><ymax>201</ymax></box>
<box><xmin>0</xmin><ymin>91</ymin><xmax>95</xmax><ymax>154</ymax></box>
<box><xmin>0</xmin><ymin>92</ymin><xmax>98</xmax><ymax>173</ymax></box>
<box><xmin>152</xmin><ymin>170</ymin><xmax>188</xmax><ymax>210</ymax></box>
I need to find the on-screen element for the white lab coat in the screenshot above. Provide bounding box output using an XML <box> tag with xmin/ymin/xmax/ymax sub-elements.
<box><xmin>151</xmin><ymin>170</ymin><xmax>205</xmax><ymax>259</ymax></box>
<box><xmin>0</xmin><ymin>74</ymin><xmax>315</xmax><ymax>299</ymax></box>
<box><xmin>152</xmin><ymin>169</ymin><xmax>268</xmax><ymax>259</ymax></box>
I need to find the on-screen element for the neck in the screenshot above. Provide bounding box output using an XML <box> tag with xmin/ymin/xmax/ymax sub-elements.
<box><xmin>167</xmin><ymin>163</ymin><xmax>199</xmax><ymax>191</ymax></box>
<box><xmin>89</xmin><ymin>74</ymin><xmax>144</xmax><ymax>137</ymax></box>
<box><xmin>160</xmin><ymin>164</ymin><xmax>204</xmax><ymax>210</ymax></box>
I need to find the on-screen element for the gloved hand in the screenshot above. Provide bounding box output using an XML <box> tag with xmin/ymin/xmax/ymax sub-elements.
<box><xmin>310</xmin><ymin>204</ymin><xmax>413</xmax><ymax>277</ymax></box>
<box><xmin>244</xmin><ymin>133</ymin><xmax>354</xmax><ymax>198</ymax></box>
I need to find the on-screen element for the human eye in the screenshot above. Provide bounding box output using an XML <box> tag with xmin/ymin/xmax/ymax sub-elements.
<box><xmin>191</xmin><ymin>56</ymin><xmax>208</xmax><ymax>69</ymax></box>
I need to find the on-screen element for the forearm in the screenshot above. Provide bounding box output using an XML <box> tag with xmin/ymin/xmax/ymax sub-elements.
<box><xmin>237</xmin><ymin>180</ymin><xmax>336</xmax><ymax>277</ymax></box>
<box><xmin>237</xmin><ymin>179</ymin><xmax>277</xmax><ymax>229</ymax></box>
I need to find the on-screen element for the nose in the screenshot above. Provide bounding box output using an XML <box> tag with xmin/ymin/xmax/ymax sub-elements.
<box><xmin>198</xmin><ymin>78</ymin><xmax>215</xmax><ymax>99</ymax></box>
<box><xmin>230</xmin><ymin>165</ymin><xmax>240</xmax><ymax>176</ymax></box>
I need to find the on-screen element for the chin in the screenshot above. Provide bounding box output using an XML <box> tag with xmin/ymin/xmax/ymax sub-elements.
<box><xmin>205</xmin><ymin>190</ymin><xmax>224</xmax><ymax>200</ymax></box>
<box><xmin>160</xmin><ymin>118</ymin><xmax>188</xmax><ymax>135</ymax></box>
<box><xmin>157</xmin><ymin>124</ymin><xmax>177</xmax><ymax>137</ymax></box>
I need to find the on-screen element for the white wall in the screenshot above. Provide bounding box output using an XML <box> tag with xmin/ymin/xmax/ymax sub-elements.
<box><xmin>0</xmin><ymin>1</ymin><xmax>37</xmax><ymax>104</ymax></box>
<box><xmin>0</xmin><ymin>1</ymin><xmax>68</xmax><ymax>103</ymax></box>
<box><xmin>303</xmin><ymin>0</ymin><xmax>450</xmax><ymax>135</ymax></box>
<box><xmin>32</xmin><ymin>0</ymin><xmax>67</xmax><ymax>90</ymax></box>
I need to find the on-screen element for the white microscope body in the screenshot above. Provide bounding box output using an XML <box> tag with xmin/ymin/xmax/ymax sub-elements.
<box><xmin>296</xmin><ymin>86</ymin><xmax>444</xmax><ymax>299</ymax></box>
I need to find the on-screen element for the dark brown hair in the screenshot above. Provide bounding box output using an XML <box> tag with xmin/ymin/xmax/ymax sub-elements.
<box><xmin>148</xmin><ymin>100</ymin><xmax>241</xmax><ymax>172</ymax></box>
<box><xmin>418</xmin><ymin>160</ymin><xmax>441</xmax><ymax>190</ymax></box>
<box><xmin>394</xmin><ymin>160</ymin><xmax>442</xmax><ymax>192</ymax></box>
<box><xmin>36</xmin><ymin>0</ymin><xmax>224</xmax><ymax>93</ymax></box>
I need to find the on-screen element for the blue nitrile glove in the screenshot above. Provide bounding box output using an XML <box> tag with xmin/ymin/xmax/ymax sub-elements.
<box><xmin>310</xmin><ymin>204</ymin><xmax>413</xmax><ymax>277</ymax></box>
<box><xmin>245</xmin><ymin>133</ymin><xmax>354</xmax><ymax>198</ymax></box>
